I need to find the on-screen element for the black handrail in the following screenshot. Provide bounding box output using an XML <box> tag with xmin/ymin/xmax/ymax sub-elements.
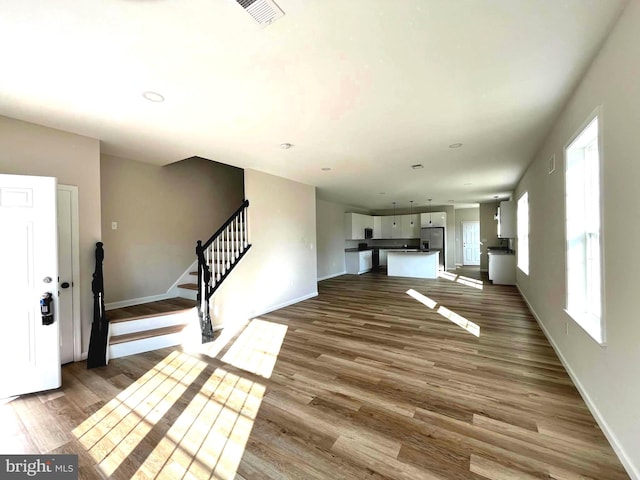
<box><xmin>196</xmin><ymin>200</ymin><xmax>251</xmax><ymax>343</ymax></box>
<box><xmin>87</xmin><ymin>242</ymin><xmax>108</xmax><ymax>368</ymax></box>
<box><xmin>201</xmin><ymin>199</ymin><xmax>249</xmax><ymax>250</ymax></box>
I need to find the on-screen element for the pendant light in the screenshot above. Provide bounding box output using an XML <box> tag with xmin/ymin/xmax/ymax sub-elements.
<box><xmin>428</xmin><ymin>198</ymin><xmax>432</xmax><ymax>225</ymax></box>
<box><xmin>493</xmin><ymin>195</ymin><xmax>499</xmax><ymax>220</ymax></box>
<box><xmin>392</xmin><ymin>202</ymin><xmax>397</xmax><ymax>227</ymax></box>
<box><xmin>409</xmin><ymin>201</ymin><xmax>414</xmax><ymax>225</ymax></box>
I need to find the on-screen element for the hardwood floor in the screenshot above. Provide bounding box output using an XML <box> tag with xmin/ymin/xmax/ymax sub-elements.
<box><xmin>1</xmin><ymin>268</ymin><xmax>629</xmax><ymax>479</ymax></box>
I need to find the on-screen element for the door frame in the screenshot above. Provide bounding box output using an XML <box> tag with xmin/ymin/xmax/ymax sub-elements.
<box><xmin>462</xmin><ymin>220</ymin><xmax>480</xmax><ymax>266</ymax></box>
<box><xmin>58</xmin><ymin>184</ymin><xmax>82</xmax><ymax>362</ymax></box>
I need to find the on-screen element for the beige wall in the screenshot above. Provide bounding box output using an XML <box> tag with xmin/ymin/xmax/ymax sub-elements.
<box><xmin>210</xmin><ymin>169</ymin><xmax>318</xmax><ymax>327</ymax></box>
<box><xmin>100</xmin><ymin>155</ymin><xmax>244</xmax><ymax>303</ymax></box>
<box><xmin>515</xmin><ymin>1</ymin><xmax>640</xmax><ymax>476</ymax></box>
<box><xmin>316</xmin><ymin>198</ymin><xmax>347</xmax><ymax>280</ymax></box>
<box><xmin>454</xmin><ymin>208</ymin><xmax>479</xmax><ymax>265</ymax></box>
<box><xmin>0</xmin><ymin>116</ymin><xmax>101</xmax><ymax>353</ymax></box>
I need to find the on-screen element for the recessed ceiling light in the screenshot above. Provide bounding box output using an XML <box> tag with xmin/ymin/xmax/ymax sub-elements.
<box><xmin>280</xmin><ymin>143</ymin><xmax>293</xmax><ymax>149</ymax></box>
<box><xmin>142</xmin><ymin>91</ymin><xmax>165</xmax><ymax>102</ymax></box>
<box><xmin>449</xmin><ymin>143</ymin><xmax>463</xmax><ymax>148</ymax></box>
<box><xmin>411</xmin><ymin>164</ymin><xmax>424</xmax><ymax>170</ymax></box>
<box><xmin>321</xmin><ymin>167</ymin><xmax>331</xmax><ymax>171</ymax></box>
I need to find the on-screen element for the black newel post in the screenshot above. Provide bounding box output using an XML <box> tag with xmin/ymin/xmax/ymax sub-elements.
<box><xmin>196</xmin><ymin>240</ymin><xmax>214</xmax><ymax>343</ymax></box>
<box><xmin>87</xmin><ymin>242</ymin><xmax>108</xmax><ymax>368</ymax></box>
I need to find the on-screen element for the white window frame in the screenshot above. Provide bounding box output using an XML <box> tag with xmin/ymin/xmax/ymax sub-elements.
<box><xmin>563</xmin><ymin>107</ymin><xmax>605</xmax><ymax>345</ymax></box>
<box><xmin>517</xmin><ymin>192</ymin><xmax>529</xmax><ymax>275</ymax></box>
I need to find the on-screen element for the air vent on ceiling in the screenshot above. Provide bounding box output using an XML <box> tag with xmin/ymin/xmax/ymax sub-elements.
<box><xmin>236</xmin><ymin>0</ymin><xmax>284</xmax><ymax>27</ymax></box>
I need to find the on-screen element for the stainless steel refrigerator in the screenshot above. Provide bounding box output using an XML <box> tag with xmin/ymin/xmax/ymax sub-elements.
<box><xmin>420</xmin><ymin>227</ymin><xmax>445</xmax><ymax>270</ymax></box>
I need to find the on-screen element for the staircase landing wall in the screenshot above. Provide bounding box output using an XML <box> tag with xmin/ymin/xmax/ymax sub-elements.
<box><xmin>101</xmin><ymin>155</ymin><xmax>244</xmax><ymax>304</ymax></box>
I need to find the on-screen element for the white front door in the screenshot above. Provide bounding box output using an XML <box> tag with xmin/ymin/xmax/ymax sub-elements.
<box><xmin>463</xmin><ymin>221</ymin><xmax>480</xmax><ymax>266</ymax></box>
<box><xmin>0</xmin><ymin>174</ymin><xmax>61</xmax><ymax>398</ymax></box>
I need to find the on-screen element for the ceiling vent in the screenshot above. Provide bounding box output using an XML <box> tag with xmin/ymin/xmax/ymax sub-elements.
<box><xmin>236</xmin><ymin>0</ymin><xmax>285</xmax><ymax>27</ymax></box>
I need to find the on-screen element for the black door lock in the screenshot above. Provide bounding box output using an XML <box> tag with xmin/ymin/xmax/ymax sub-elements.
<box><xmin>40</xmin><ymin>292</ymin><xmax>54</xmax><ymax>325</ymax></box>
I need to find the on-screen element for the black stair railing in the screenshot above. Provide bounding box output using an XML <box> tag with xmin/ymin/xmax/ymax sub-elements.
<box><xmin>196</xmin><ymin>200</ymin><xmax>251</xmax><ymax>342</ymax></box>
<box><xmin>87</xmin><ymin>242</ymin><xmax>108</xmax><ymax>368</ymax></box>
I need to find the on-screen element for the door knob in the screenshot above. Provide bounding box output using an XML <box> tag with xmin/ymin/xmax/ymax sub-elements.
<box><xmin>61</xmin><ymin>282</ymin><xmax>70</xmax><ymax>289</ymax></box>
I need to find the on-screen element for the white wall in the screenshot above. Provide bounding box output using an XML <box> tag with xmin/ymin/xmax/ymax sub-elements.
<box><xmin>0</xmin><ymin>116</ymin><xmax>101</xmax><ymax>354</ymax></box>
<box><xmin>209</xmin><ymin>169</ymin><xmax>318</xmax><ymax>326</ymax></box>
<box><xmin>515</xmin><ymin>2</ymin><xmax>640</xmax><ymax>476</ymax></box>
<box><xmin>316</xmin><ymin>198</ymin><xmax>347</xmax><ymax>280</ymax></box>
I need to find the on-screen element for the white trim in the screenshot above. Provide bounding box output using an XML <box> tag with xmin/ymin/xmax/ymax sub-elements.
<box><xmin>105</xmin><ymin>292</ymin><xmax>174</xmax><ymax>311</ymax></box>
<box><xmin>317</xmin><ymin>271</ymin><xmax>346</xmax><ymax>282</ymax></box>
<box><xmin>563</xmin><ymin>105</ymin><xmax>606</xmax><ymax>346</ymax></box>
<box><xmin>516</xmin><ymin>285</ymin><xmax>638</xmax><ymax>480</ymax></box>
<box><xmin>80</xmin><ymin>351</ymin><xmax>87</xmax><ymax>361</ymax></box>
<box><xmin>167</xmin><ymin>259</ymin><xmax>198</xmax><ymax>297</ymax></box>
<box><xmin>58</xmin><ymin>185</ymin><xmax>82</xmax><ymax>363</ymax></box>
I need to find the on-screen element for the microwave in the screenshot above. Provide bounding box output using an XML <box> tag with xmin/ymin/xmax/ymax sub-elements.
<box><xmin>364</xmin><ymin>228</ymin><xmax>373</xmax><ymax>239</ymax></box>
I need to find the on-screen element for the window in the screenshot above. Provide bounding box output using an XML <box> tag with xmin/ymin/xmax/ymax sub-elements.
<box><xmin>565</xmin><ymin>114</ymin><xmax>603</xmax><ymax>344</ymax></box>
<box><xmin>517</xmin><ymin>192</ymin><xmax>529</xmax><ymax>274</ymax></box>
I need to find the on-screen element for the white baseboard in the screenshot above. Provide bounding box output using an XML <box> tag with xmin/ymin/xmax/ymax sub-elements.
<box><xmin>317</xmin><ymin>272</ymin><xmax>346</xmax><ymax>282</ymax></box>
<box><xmin>105</xmin><ymin>292</ymin><xmax>174</xmax><ymax>311</ymax></box>
<box><xmin>516</xmin><ymin>285</ymin><xmax>638</xmax><ymax>480</ymax></box>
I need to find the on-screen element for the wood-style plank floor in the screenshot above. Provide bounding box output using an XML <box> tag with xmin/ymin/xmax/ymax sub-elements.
<box><xmin>1</xmin><ymin>268</ymin><xmax>629</xmax><ymax>479</ymax></box>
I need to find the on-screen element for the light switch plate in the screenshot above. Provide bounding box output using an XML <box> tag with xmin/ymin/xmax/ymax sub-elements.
<box><xmin>111</xmin><ymin>222</ymin><xmax>117</xmax><ymax>230</ymax></box>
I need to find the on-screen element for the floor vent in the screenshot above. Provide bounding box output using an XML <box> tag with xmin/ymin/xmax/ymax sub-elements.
<box><xmin>236</xmin><ymin>0</ymin><xmax>284</xmax><ymax>26</ymax></box>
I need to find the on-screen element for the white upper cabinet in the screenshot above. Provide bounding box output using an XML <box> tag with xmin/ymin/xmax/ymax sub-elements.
<box><xmin>420</xmin><ymin>211</ymin><xmax>447</xmax><ymax>228</ymax></box>
<box><xmin>373</xmin><ymin>216</ymin><xmax>382</xmax><ymax>239</ymax></box>
<box><xmin>498</xmin><ymin>201</ymin><xmax>516</xmax><ymax>238</ymax></box>
<box><xmin>344</xmin><ymin>213</ymin><xmax>374</xmax><ymax>240</ymax></box>
<box><xmin>348</xmin><ymin>213</ymin><xmax>422</xmax><ymax>240</ymax></box>
<box><xmin>401</xmin><ymin>214</ymin><xmax>420</xmax><ymax>238</ymax></box>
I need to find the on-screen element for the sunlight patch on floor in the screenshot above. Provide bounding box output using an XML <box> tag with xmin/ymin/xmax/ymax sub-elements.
<box><xmin>437</xmin><ymin>305</ymin><xmax>480</xmax><ymax>337</ymax></box>
<box><xmin>73</xmin><ymin>318</ymin><xmax>288</xmax><ymax>480</ymax></box>
<box><xmin>406</xmin><ymin>289</ymin><xmax>437</xmax><ymax>309</ymax></box>
<box><xmin>437</xmin><ymin>271</ymin><xmax>483</xmax><ymax>290</ymax></box>
<box><xmin>406</xmin><ymin>289</ymin><xmax>480</xmax><ymax>337</ymax></box>
<box><xmin>221</xmin><ymin>318</ymin><xmax>287</xmax><ymax>379</ymax></box>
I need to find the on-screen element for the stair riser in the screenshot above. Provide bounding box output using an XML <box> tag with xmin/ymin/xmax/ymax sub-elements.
<box><xmin>110</xmin><ymin>310</ymin><xmax>196</xmax><ymax>336</ymax></box>
<box><xmin>178</xmin><ymin>288</ymin><xmax>197</xmax><ymax>300</ymax></box>
<box><xmin>109</xmin><ymin>332</ymin><xmax>186</xmax><ymax>359</ymax></box>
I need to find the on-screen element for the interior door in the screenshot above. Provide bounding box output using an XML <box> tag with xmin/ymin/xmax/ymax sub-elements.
<box><xmin>463</xmin><ymin>221</ymin><xmax>481</xmax><ymax>266</ymax></box>
<box><xmin>0</xmin><ymin>174</ymin><xmax>61</xmax><ymax>398</ymax></box>
<box><xmin>57</xmin><ymin>186</ymin><xmax>77</xmax><ymax>364</ymax></box>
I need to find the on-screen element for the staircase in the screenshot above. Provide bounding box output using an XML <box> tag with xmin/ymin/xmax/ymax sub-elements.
<box><xmin>194</xmin><ymin>200</ymin><xmax>251</xmax><ymax>342</ymax></box>
<box><xmin>105</xmin><ymin>200</ymin><xmax>251</xmax><ymax>359</ymax></box>
<box><xmin>107</xmin><ymin>298</ymin><xmax>200</xmax><ymax>359</ymax></box>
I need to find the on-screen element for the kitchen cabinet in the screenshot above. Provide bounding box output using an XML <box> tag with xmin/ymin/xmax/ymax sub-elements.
<box><xmin>344</xmin><ymin>213</ymin><xmax>374</xmax><ymax>240</ymax></box>
<box><xmin>345</xmin><ymin>250</ymin><xmax>373</xmax><ymax>274</ymax></box>
<box><xmin>498</xmin><ymin>201</ymin><xmax>516</xmax><ymax>238</ymax></box>
<box><xmin>401</xmin><ymin>214</ymin><xmax>420</xmax><ymax>238</ymax></box>
<box><xmin>488</xmin><ymin>253</ymin><xmax>516</xmax><ymax>285</ymax></box>
<box><xmin>381</xmin><ymin>215</ymin><xmax>401</xmax><ymax>239</ymax></box>
<box><xmin>373</xmin><ymin>216</ymin><xmax>382</xmax><ymax>239</ymax></box>
<box><xmin>420</xmin><ymin>211</ymin><xmax>447</xmax><ymax>228</ymax></box>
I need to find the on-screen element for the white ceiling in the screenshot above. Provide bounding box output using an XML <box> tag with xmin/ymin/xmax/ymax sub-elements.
<box><xmin>0</xmin><ymin>0</ymin><xmax>628</xmax><ymax>210</ymax></box>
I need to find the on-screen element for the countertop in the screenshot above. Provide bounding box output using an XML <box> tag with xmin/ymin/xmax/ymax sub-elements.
<box><xmin>487</xmin><ymin>250</ymin><xmax>515</xmax><ymax>255</ymax></box>
<box><xmin>345</xmin><ymin>246</ymin><xmax>420</xmax><ymax>252</ymax></box>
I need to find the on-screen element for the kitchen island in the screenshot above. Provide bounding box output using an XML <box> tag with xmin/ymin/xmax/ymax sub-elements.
<box><xmin>387</xmin><ymin>250</ymin><xmax>439</xmax><ymax>279</ymax></box>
